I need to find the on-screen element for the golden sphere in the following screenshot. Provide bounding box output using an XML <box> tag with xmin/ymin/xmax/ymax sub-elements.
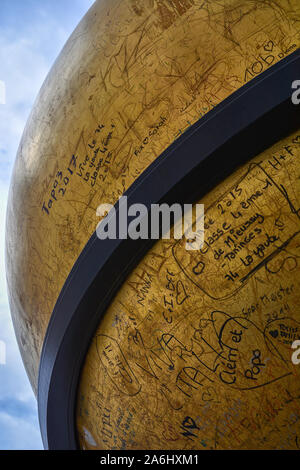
<box><xmin>5</xmin><ymin>0</ymin><xmax>300</xmax><ymax>449</ymax></box>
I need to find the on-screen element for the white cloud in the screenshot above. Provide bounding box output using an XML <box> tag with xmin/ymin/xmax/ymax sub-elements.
<box><xmin>0</xmin><ymin>411</ymin><xmax>43</xmax><ymax>450</ymax></box>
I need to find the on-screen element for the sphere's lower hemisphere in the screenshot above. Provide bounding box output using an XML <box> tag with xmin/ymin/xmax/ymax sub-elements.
<box><xmin>76</xmin><ymin>131</ymin><xmax>300</xmax><ymax>450</ymax></box>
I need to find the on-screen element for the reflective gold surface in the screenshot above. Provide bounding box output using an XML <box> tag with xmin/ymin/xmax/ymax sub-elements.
<box><xmin>77</xmin><ymin>132</ymin><xmax>300</xmax><ymax>449</ymax></box>
<box><xmin>5</xmin><ymin>0</ymin><xmax>300</xmax><ymax>449</ymax></box>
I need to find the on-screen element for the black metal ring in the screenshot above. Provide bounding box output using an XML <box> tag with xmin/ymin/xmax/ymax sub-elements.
<box><xmin>38</xmin><ymin>49</ymin><xmax>300</xmax><ymax>449</ymax></box>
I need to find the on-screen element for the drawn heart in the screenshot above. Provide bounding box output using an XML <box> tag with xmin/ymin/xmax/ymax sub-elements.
<box><xmin>176</xmin><ymin>280</ymin><xmax>189</xmax><ymax>305</ymax></box>
<box><xmin>269</xmin><ymin>329</ymin><xmax>279</xmax><ymax>338</ymax></box>
<box><xmin>202</xmin><ymin>386</ymin><xmax>216</xmax><ymax>402</ymax></box>
<box><xmin>264</xmin><ymin>41</ymin><xmax>274</xmax><ymax>52</ymax></box>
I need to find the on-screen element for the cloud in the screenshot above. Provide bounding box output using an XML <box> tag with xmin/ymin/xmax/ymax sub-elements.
<box><xmin>0</xmin><ymin>411</ymin><xmax>43</xmax><ymax>450</ymax></box>
<box><xmin>0</xmin><ymin>0</ymin><xmax>94</xmax><ymax>450</ymax></box>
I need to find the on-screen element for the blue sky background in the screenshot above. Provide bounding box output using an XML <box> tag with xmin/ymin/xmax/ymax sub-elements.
<box><xmin>0</xmin><ymin>0</ymin><xmax>94</xmax><ymax>450</ymax></box>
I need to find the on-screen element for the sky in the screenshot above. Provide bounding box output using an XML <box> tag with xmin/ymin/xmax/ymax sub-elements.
<box><xmin>0</xmin><ymin>0</ymin><xmax>95</xmax><ymax>450</ymax></box>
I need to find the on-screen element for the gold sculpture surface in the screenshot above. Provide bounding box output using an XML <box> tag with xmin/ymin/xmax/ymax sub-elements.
<box><xmin>77</xmin><ymin>133</ymin><xmax>300</xmax><ymax>449</ymax></box>
<box><xmin>5</xmin><ymin>0</ymin><xmax>300</xmax><ymax>449</ymax></box>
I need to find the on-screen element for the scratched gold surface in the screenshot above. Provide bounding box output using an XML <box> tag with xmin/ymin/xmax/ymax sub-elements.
<box><xmin>77</xmin><ymin>132</ymin><xmax>300</xmax><ymax>450</ymax></box>
<box><xmin>4</xmin><ymin>0</ymin><xmax>300</xmax><ymax>449</ymax></box>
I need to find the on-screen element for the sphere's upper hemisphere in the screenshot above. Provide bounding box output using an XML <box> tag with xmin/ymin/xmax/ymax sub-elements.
<box><xmin>5</xmin><ymin>0</ymin><xmax>300</xmax><ymax>397</ymax></box>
